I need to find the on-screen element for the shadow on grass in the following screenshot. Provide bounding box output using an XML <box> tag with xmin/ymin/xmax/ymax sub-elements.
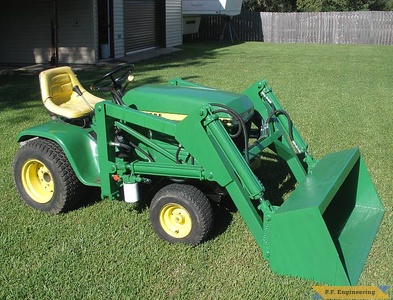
<box><xmin>209</xmin><ymin>201</ymin><xmax>234</xmax><ymax>241</ymax></box>
<box><xmin>255</xmin><ymin>152</ymin><xmax>298</xmax><ymax>206</ymax></box>
<box><xmin>72</xmin><ymin>186</ymin><xmax>102</xmax><ymax>211</ymax></box>
<box><xmin>0</xmin><ymin>74</ymin><xmax>42</xmax><ymax>112</ymax></box>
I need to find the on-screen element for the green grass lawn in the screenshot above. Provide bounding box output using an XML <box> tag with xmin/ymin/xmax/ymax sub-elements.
<box><xmin>1</xmin><ymin>42</ymin><xmax>392</xmax><ymax>299</ymax></box>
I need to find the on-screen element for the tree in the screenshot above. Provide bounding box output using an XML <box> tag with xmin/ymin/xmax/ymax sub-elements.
<box><xmin>242</xmin><ymin>0</ymin><xmax>393</xmax><ymax>11</ymax></box>
<box><xmin>297</xmin><ymin>0</ymin><xmax>373</xmax><ymax>11</ymax></box>
<box><xmin>242</xmin><ymin>0</ymin><xmax>297</xmax><ymax>11</ymax></box>
<box><xmin>369</xmin><ymin>0</ymin><xmax>393</xmax><ymax>10</ymax></box>
<box><xmin>296</xmin><ymin>0</ymin><xmax>323</xmax><ymax>11</ymax></box>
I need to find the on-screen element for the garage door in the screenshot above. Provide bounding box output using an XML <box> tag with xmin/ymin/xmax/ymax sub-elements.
<box><xmin>124</xmin><ymin>0</ymin><xmax>163</xmax><ymax>53</ymax></box>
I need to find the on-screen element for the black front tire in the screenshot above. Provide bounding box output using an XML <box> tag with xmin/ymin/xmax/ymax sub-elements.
<box><xmin>149</xmin><ymin>183</ymin><xmax>214</xmax><ymax>246</ymax></box>
<box><xmin>13</xmin><ymin>138</ymin><xmax>81</xmax><ymax>214</ymax></box>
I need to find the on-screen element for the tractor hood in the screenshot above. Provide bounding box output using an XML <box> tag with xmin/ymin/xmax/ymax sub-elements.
<box><xmin>122</xmin><ymin>84</ymin><xmax>254</xmax><ymax>122</ymax></box>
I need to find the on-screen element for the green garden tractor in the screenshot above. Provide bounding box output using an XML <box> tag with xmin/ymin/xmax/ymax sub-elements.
<box><xmin>13</xmin><ymin>63</ymin><xmax>384</xmax><ymax>286</ymax></box>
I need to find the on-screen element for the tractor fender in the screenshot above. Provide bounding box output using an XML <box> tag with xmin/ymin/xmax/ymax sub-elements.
<box><xmin>17</xmin><ymin>120</ymin><xmax>100</xmax><ymax>187</ymax></box>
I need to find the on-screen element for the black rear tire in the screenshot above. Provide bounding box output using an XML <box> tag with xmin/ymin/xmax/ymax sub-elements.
<box><xmin>149</xmin><ymin>183</ymin><xmax>214</xmax><ymax>246</ymax></box>
<box><xmin>13</xmin><ymin>138</ymin><xmax>81</xmax><ymax>214</ymax></box>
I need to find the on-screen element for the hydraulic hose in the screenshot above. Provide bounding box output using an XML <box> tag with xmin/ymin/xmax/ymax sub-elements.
<box><xmin>128</xmin><ymin>140</ymin><xmax>155</xmax><ymax>162</ymax></box>
<box><xmin>113</xmin><ymin>135</ymin><xmax>155</xmax><ymax>162</ymax></box>
<box><xmin>175</xmin><ymin>144</ymin><xmax>182</xmax><ymax>164</ymax></box>
<box><xmin>210</xmin><ymin>103</ymin><xmax>250</xmax><ymax>165</ymax></box>
<box><xmin>265</xmin><ymin>109</ymin><xmax>294</xmax><ymax>141</ymax></box>
<box><xmin>175</xmin><ymin>144</ymin><xmax>195</xmax><ymax>165</ymax></box>
<box><xmin>260</xmin><ymin>90</ymin><xmax>300</xmax><ymax>151</ymax></box>
<box><xmin>212</xmin><ymin>108</ymin><xmax>243</xmax><ymax>138</ymax></box>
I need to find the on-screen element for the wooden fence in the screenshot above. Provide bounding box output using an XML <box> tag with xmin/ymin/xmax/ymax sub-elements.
<box><xmin>198</xmin><ymin>11</ymin><xmax>393</xmax><ymax>45</ymax></box>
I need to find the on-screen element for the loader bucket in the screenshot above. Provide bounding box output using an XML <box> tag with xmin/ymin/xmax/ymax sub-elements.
<box><xmin>268</xmin><ymin>148</ymin><xmax>384</xmax><ymax>285</ymax></box>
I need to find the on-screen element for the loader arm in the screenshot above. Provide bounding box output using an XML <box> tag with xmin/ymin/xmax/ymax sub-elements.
<box><xmin>175</xmin><ymin>105</ymin><xmax>275</xmax><ymax>251</ymax></box>
<box><xmin>244</xmin><ymin>80</ymin><xmax>317</xmax><ymax>180</ymax></box>
<box><xmin>92</xmin><ymin>80</ymin><xmax>383</xmax><ymax>286</ymax></box>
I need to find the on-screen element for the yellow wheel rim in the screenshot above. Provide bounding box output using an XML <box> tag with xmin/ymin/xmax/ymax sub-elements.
<box><xmin>21</xmin><ymin>159</ymin><xmax>54</xmax><ymax>204</ymax></box>
<box><xmin>159</xmin><ymin>203</ymin><xmax>192</xmax><ymax>238</ymax></box>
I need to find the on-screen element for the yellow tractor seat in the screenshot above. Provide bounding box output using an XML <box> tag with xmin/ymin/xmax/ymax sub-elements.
<box><xmin>39</xmin><ymin>66</ymin><xmax>105</xmax><ymax>119</ymax></box>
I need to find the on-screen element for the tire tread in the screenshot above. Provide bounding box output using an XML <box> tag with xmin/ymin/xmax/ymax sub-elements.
<box><xmin>150</xmin><ymin>183</ymin><xmax>214</xmax><ymax>245</ymax></box>
<box><xmin>13</xmin><ymin>138</ymin><xmax>81</xmax><ymax>214</ymax></box>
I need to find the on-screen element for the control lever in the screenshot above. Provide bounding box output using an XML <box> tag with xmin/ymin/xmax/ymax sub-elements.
<box><xmin>73</xmin><ymin>85</ymin><xmax>94</xmax><ymax>111</ymax></box>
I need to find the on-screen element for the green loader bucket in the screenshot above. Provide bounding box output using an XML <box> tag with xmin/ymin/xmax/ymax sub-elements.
<box><xmin>268</xmin><ymin>148</ymin><xmax>384</xmax><ymax>285</ymax></box>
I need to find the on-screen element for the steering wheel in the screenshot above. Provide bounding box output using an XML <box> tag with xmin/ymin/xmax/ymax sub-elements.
<box><xmin>90</xmin><ymin>62</ymin><xmax>135</xmax><ymax>91</ymax></box>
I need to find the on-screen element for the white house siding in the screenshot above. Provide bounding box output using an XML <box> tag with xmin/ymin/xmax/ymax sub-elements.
<box><xmin>166</xmin><ymin>0</ymin><xmax>183</xmax><ymax>47</ymax></box>
<box><xmin>0</xmin><ymin>0</ymin><xmax>96</xmax><ymax>65</ymax></box>
<box><xmin>0</xmin><ymin>0</ymin><xmax>53</xmax><ymax>64</ymax></box>
<box><xmin>113</xmin><ymin>0</ymin><xmax>125</xmax><ymax>58</ymax></box>
<box><xmin>56</xmin><ymin>0</ymin><xmax>96</xmax><ymax>64</ymax></box>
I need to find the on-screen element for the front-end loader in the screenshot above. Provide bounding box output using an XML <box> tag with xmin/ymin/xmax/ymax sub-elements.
<box><xmin>13</xmin><ymin>63</ymin><xmax>384</xmax><ymax>285</ymax></box>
